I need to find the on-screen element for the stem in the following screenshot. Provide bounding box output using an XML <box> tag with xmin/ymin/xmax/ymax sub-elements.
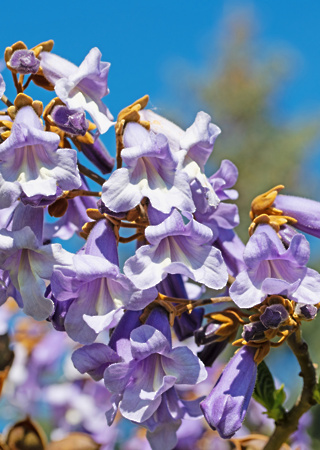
<box><xmin>160</xmin><ymin>295</ymin><xmax>232</xmax><ymax>305</ymax></box>
<box><xmin>64</xmin><ymin>189</ymin><xmax>101</xmax><ymax>199</ymax></box>
<box><xmin>23</xmin><ymin>75</ymin><xmax>33</xmax><ymax>90</ymax></box>
<box><xmin>116</xmin><ymin>131</ymin><xmax>123</xmax><ymax>169</ymax></box>
<box><xmin>12</xmin><ymin>72</ymin><xmax>22</xmax><ymax>93</ymax></box>
<box><xmin>119</xmin><ymin>221</ymin><xmax>148</xmax><ymax>229</ymax></box>
<box><xmin>263</xmin><ymin>331</ymin><xmax>317</xmax><ymax>450</ymax></box>
<box><xmin>118</xmin><ymin>232</ymin><xmax>144</xmax><ymax>243</ymax></box>
<box><xmin>77</xmin><ymin>162</ymin><xmax>106</xmax><ymax>186</ymax></box>
<box><xmin>1</xmin><ymin>95</ymin><xmax>13</xmax><ymax>107</ymax></box>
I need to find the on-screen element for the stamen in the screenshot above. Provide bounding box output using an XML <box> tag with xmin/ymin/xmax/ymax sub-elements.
<box><xmin>118</xmin><ymin>232</ymin><xmax>145</xmax><ymax>244</ymax></box>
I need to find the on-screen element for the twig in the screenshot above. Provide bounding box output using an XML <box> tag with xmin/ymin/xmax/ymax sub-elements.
<box><xmin>12</xmin><ymin>72</ymin><xmax>22</xmax><ymax>93</ymax></box>
<box><xmin>263</xmin><ymin>331</ymin><xmax>317</xmax><ymax>450</ymax></box>
<box><xmin>77</xmin><ymin>162</ymin><xmax>106</xmax><ymax>186</ymax></box>
<box><xmin>23</xmin><ymin>75</ymin><xmax>33</xmax><ymax>90</ymax></box>
<box><xmin>1</xmin><ymin>95</ymin><xmax>13</xmax><ymax>107</ymax></box>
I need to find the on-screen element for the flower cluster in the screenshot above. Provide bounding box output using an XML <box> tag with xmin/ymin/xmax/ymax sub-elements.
<box><xmin>0</xmin><ymin>40</ymin><xmax>319</xmax><ymax>449</ymax></box>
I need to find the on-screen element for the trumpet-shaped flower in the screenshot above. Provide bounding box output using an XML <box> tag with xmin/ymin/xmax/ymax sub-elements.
<box><xmin>140</xmin><ymin>109</ymin><xmax>221</xmax><ymax>211</ymax></box>
<box><xmin>51</xmin><ymin>219</ymin><xmax>157</xmax><ymax>343</ymax></box>
<box><xmin>101</xmin><ymin>122</ymin><xmax>195</xmax><ymax>214</ymax></box>
<box><xmin>200</xmin><ymin>346</ymin><xmax>257</xmax><ymax>439</ymax></box>
<box><xmin>0</xmin><ymin>106</ymin><xmax>81</xmax><ymax>209</ymax></box>
<box><xmin>40</xmin><ymin>47</ymin><xmax>114</xmax><ymax>134</ymax></box>
<box><xmin>230</xmin><ymin>224</ymin><xmax>320</xmax><ymax>308</ymax></box>
<box><xmin>103</xmin><ymin>308</ymin><xmax>207</xmax><ymax>424</ymax></box>
<box><xmin>124</xmin><ymin>209</ymin><xmax>228</xmax><ymax>290</ymax></box>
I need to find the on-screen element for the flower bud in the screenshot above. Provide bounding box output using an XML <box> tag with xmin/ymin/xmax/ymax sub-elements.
<box><xmin>242</xmin><ymin>321</ymin><xmax>267</xmax><ymax>342</ymax></box>
<box><xmin>201</xmin><ymin>346</ymin><xmax>257</xmax><ymax>439</ymax></box>
<box><xmin>9</xmin><ymin>49</ymin><xmax>40</xmax><ymax>74</ymax></box>
<box><xmin>295</xmin><ymin>303</ymin><xmax>318</xmax><ymax>320</ymax></box>
<box><xmin>260</xmin><ymin>304</ymin><xmax>289</xmax><ymax>329</ymax></box>
<box><xmin>51</xmin><ymin>105</ymin><xmax>89</xmax><ymax>136</ymax></box>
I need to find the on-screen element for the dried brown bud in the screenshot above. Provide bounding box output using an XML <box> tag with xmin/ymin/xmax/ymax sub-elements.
<box><xmin>6</xmin><ymin>418</ymin><xmax>46</xmax><ymax>450</ymax></box>
<box><xmin>48</xmin><ymin>198</ymin><xmax>69</xmax><ymax>218</ymax></box>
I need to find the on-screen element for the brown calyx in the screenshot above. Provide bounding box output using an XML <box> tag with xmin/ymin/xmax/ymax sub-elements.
<box><xmin>249</xmin><ymin>185</ymin><xmax>297</xmax><ymax>236</ymax></box>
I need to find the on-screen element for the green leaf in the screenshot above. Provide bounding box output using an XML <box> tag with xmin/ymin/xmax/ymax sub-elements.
<box><xmin>267</xmin><ymin>385</ymin><xmax>286</xmax><ymax>420</ymax></box>
<box><xmin>253</xmin><ymin>360</ymin><xmax>276</xmax><ymax>411</ymax></box>
<box><xmin>253</xmin><ymin>361</ymin><xmax>286</xmax><ymax>421</ymax></box>
<box><xmin>273</xmin><ymin>385</ymin><xmax>286</xmax><ymax>409</ymax></box>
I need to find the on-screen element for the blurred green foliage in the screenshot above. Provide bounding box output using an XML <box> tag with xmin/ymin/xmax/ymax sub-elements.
<box><xmin>198</xmin><ymin>14</ymin><xmax>319</xmax><ymax>241</ymax></box>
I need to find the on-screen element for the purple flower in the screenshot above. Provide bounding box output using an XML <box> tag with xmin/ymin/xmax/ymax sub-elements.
<box><xmin>200</xmin><ymin>346</ymin><xmax>257</xmax><ymax>439</ymax></box>
<box><xmin>72</xmin><ymin>309</ymin><xmax>142</xmax><ymax>381</ymax></box>
<box><xmin>209</xmin><ymin>159</ymin><xmax>239</xmax><ymax>202</ymax></box>
<box><xmin>175</xmin><ymin>417</ymin><xmax>205</xmax><ymax>450</ymax></box>
<box><xmin>140</xmin><ymin>110</ymin><xmax>222</xmax><ymax>211</ymax></box>
<box><xmin>194</xmin><ymin>160</ymin><xmax>239</xmax><ymax>237</ymax></box>
<box><xmin>230</xmin><ymin>224</ymin><xmax>320</xmax><ymax>308</ymax></box>
<box><xmin>20</xmin><ymin>187</ymin><xmax>63</xmax><ymax>207</ymax></box>
<box><xmin>142</xmin><ymin>388</ymin><xmax>203</xmax><ymax>450</ymax></box>
<box><xmin>51</xmin><ymin>219</ymin><xmax>157</xmax><ymax>343</ymax></box>
<box><xmin>0</xmin><ymin>106</ymin><xmax>81</xmax><ymax>209</ymax></box>
<box><xmin>39</xmin><ymin>47</ymin><xmax>114</xmax><ymax>134</ymax></box>
<box><xmin>179</xmin><ymin>112</ymin><xmax>221</xmax><ymax>211</ymax></box>
<box><xmin>0</xmin><ymin>226</ymin><xmax>73</xmax><ymax>320</ymax></box>
<box><xmin>215</xmin><ymin>229</ymin><xmax>246</xmax><ymax>278</ymax></box>
<box><xmin>101</xmin><ymin>122</ymin><xmax>195</xmax><ymax>214</ymax></box>
<box><xmin>103</xmin><ymin>308</ymin><xmax>207</xmax><ymax>424</ymax></box>
<box><xmin>46</xmin><ymin>285</ymin><xmax>73</xmax><ymax>332</ymax></box>
<box><xmin>124</xmin><ymin>209</ymin><xmax>228</xmax><ymax>290</ymax></box>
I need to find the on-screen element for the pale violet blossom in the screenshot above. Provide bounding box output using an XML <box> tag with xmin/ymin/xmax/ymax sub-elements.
<box><xmin>40</xmin><ymin>47</ymin><xmax>114</xmax><ymax>134</ymax></box>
